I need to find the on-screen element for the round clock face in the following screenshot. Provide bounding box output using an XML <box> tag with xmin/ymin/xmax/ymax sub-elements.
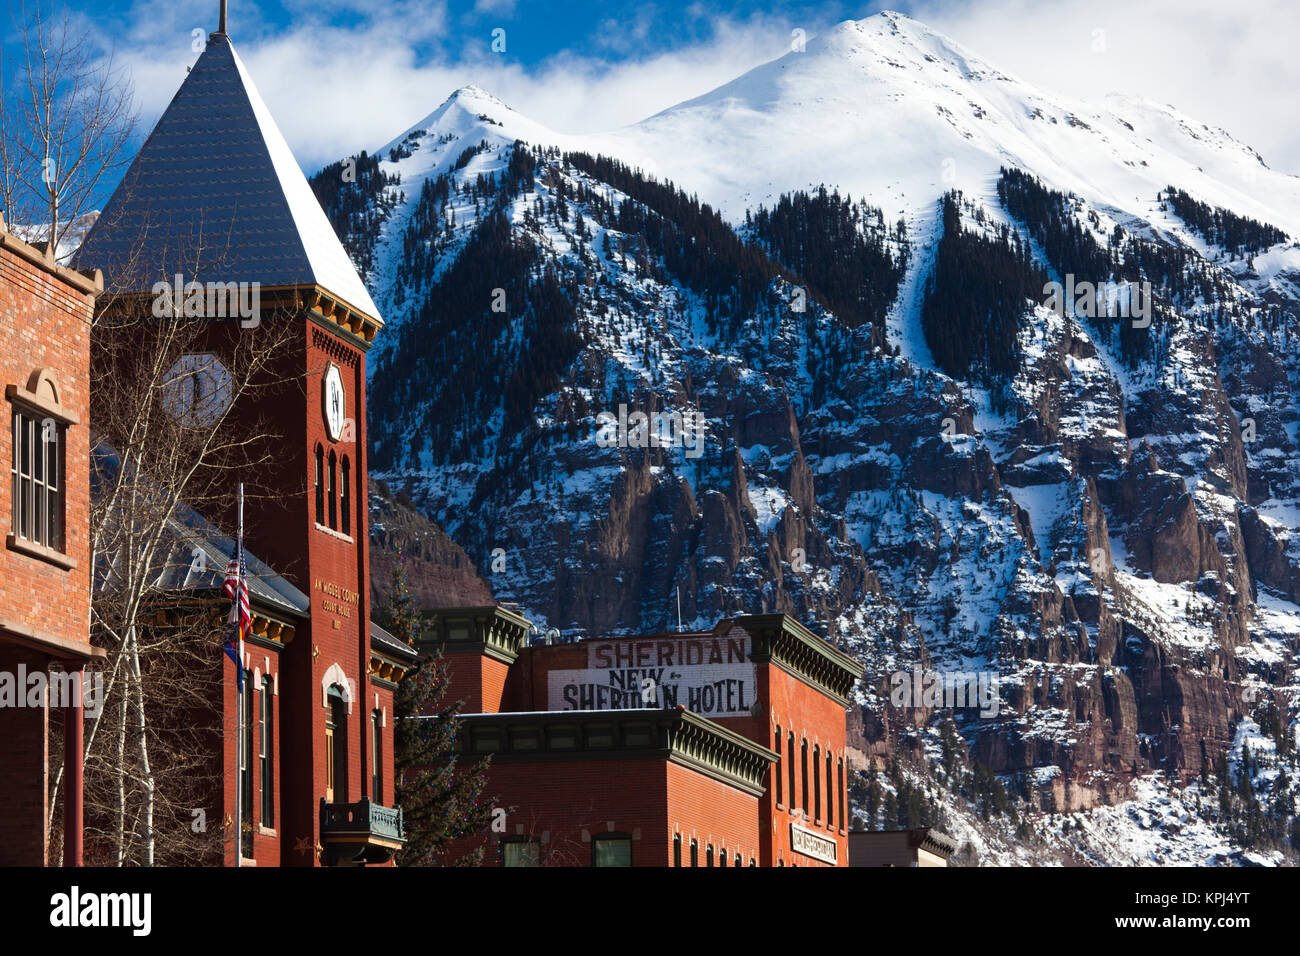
<box><xmin>162</xmin><ymin>353</ymin><xmax>233</xmax><ymax>428</ymax></box>
<box><xmin>323</xmin><ymin>365</ymin><xmax>345</xmax><ymax>441</ymax></box>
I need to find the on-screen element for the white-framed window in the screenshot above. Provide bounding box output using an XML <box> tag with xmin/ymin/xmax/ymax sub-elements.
<box><xmin>11</xmin><ymin>408</ymin><xmax>64</xmax><ymax>552</ymax></box>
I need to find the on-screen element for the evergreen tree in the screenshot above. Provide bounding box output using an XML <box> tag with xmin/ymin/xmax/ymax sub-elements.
<box><xmin>388</xmin><ymin>551</ymin><xmax>497</xmax><ymax>865</ymax></box>
<box><xmin>866</xmin><ymin>765</ymin><xmax>882</xmax><ymax>827</ymax></box>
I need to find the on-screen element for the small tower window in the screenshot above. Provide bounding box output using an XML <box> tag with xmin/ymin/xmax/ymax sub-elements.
<box><xmin>327</xmin><ymin>450</ymin><xmax>337</xmax><ymax>530</ymax></box>
<box><xmin>340</xmin><ymin>457</ymin><xmax>351</xmax><ymax>536</ymax></box>
<box><xmin>314</xmin><ymin>445</ymin><xmax>324</xmax><ymax>526</ymax></box>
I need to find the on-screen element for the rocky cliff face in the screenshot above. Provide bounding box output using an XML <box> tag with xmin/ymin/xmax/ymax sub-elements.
<box><xmin>335</xmin><ymin>14</ymin><xmax>1300</xmax><ymax>863</ymax></box>
<box><xmin>368</xmin><ymin>480</ymin><xmax>493</xmax><ymax>613</ymax></box>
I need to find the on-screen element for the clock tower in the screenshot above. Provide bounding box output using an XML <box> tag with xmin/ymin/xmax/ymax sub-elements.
<box><xmin>75</xmin><ymin>12</ymin><xmax>402</xmax><ymax>866</ymax></box>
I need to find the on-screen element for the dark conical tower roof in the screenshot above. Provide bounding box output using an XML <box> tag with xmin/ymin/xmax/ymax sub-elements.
<box><xmin>75</xmin><ymin>31</ymin><xmax>379</xmax><ymax>324</ymax></box>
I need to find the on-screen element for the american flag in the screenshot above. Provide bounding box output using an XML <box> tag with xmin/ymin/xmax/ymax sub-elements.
<box><xmin>223</xmin><ymin>541</ymin><xmax>250</xmax><ymax>687</ymax></box>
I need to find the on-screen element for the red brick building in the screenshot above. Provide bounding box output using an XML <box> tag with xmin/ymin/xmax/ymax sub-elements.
<box><xmin>0</xmin><ymin>219</ymin><xmax>103</xmax><ymax>865</ymax></box>
<box><xmin>73</xmin><ymin>12</ymin><xmax>411</xmax><ymax>867</ymax></box>
<box><xmin>429</xmin><ymin>608</ymin><xmax>863</xmax><ymax>866</ymax></box>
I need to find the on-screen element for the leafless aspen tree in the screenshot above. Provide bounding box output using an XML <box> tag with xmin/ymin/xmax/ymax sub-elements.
<box><xmin>0</xmin><ymin>0</ymin><xmax>137</xmax><ymax>257</ymax></box>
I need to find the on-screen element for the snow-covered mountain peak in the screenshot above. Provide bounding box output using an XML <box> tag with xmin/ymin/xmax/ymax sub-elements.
<box><xmin>581</xmin><ymin>12</ymin><xmax>1300</xmax><ymax>237</ymax></box>
<box><xmin>379</xmin><ymin>83</ymin><xmax>558</xmax><ymax>160</ymax></box>
<box><xmin>815</xmin><ymin>10</ymin><xmax>1013</xmax><ymax>84</ymax></box>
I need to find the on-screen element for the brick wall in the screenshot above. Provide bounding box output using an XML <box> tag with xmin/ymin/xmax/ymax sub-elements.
<box><xmin>0</xmin><ymin>242</ymin><xmax>92</xmax><ymax>646</ymax></box>
<box><xmin>196</xmin><ymin>311</ymin><xmax>379</xmax><ymax>867</ymax></box>
<box><xmin>451</xmin><ymin>628</ymin><xmax>853</xmax><ymax>866</ymax></box>
<box><xmin>444</xmin><ymin>651</ymin><xmax>512</xmax><ymax>714</ymax></box>
<box><xmin>0</xmin><ymin>648</ymin><xmax>51</xmax><ymax>864</ymax></box>
<box><xmin>0</xmin><ymin>237</ymin><xmax>95</xmax><ymax>866</ymax></box>
<box><xmin>450</xmin><ymin>756</ymin><xmax>761</xmax><ymax>867</ymax></box>
<box><xmin>718</xmin><ymin>661</ymin><xmax>850</xmax><ymax>867</ymax></box>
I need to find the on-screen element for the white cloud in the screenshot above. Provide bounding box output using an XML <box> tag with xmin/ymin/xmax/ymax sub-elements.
<box><xmin>115</xmin><ymin>7</ymin><xmax>793</xmax><ymax>169</ymax></box>
<box><xmin>109</xmin><ymin>0</ymin><xmax>1300</xmax><ymax>178</ymax></box>
<box><xmin>471</xmin><ymin>0</ymin><xmax>516</xmax><ymax>17</ymax></box>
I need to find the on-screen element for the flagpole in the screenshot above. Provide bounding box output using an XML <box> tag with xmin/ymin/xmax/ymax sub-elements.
<box><xmin>235</xmin><ymin>482</ymin><xmax>243</xmax><ymax>868</ymax></box>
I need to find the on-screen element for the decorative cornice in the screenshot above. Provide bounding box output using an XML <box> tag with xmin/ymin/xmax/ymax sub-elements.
<box><xmin>368</xmin><ymin>652</ymin><xmax>410</xmax><ymax>685</ymax></box>
<box><xmin>719</xmin><ymin>614</ymin><xmax>865</xmax><ymax>706</ymax></box>
<box><xmin>146</xmin><ymin>596</ymin><xmax>297</xmax><ymax>648</ymax></box>
<box><xmin>419</xmin><ymin>605</ymin><xmax>533</xmax><ymax>665</ymax></box>
<box><xmin>908</xmin><ymin>826</ymin><xmax>958</xmax><ymax>858</ymax></box>
<box><xmin>291</xmin><ymin>285</ymin><xmax>381</xmax><ymax>345</ymax></box>
<box><xmin>459</xmin><ymin>708</ymin><xmax>777</xmax><ymax>797</ymax></box>
<box><xmin>91</xmin><ymin>282</ymin><xmax>381</xmax><ymax>347</ymax></box>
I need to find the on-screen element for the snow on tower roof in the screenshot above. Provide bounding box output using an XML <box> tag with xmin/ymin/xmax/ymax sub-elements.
<box><xmin>75</xmin><ymin>32</ymin><xmax>380</xmax><ymax>324</ymax></box>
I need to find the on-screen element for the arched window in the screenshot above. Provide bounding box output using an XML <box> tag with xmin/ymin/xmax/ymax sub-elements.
<box><xmin>371</xmin><ymin>709</ymin><xmax>382</xmax><ymax>803</ymax></box>
<box><xmin>690</xmin><ymin>839</ymin><xmax>698</xmax><ymax>867</ymax></box>
<box><xmin>260</xmin><ymin>676</ymin><xmax>274</xmax><ymax>826</ymax></box>
<box><xmin>314</xmin><ymin>445</ymin><xmax>324</xmax><ymax>525</ymax></box>
<box><xmin>774</xmin><ymin>725</ymin><xmax>783</xmax><ymax>806</ymax></box>
<box><xmin>673</xmin><ymin>833</ymin><xmax>681</xmax><ymax>867</ymax></box>
<box><xmin>837</xmin><ymin>759</ymin><xmax>845</xmax><ymax>831</ymax></box>
<box><xmin>240</xmin><ymin>669</ymin><xmax>253</xmax><ymax>857</ymax></box>
<box><xmin>340</xmin><ymin>457</ymin><xmax>351</xmax><ymax>536</ymax></box>
<box><xmin>801</xmin><ymin>739</ymin><xmax>809</xmax><ymax>817</ymax></box>
<box><xmin>813</xmin><ymin>745</ymin><xmax>821</xmax><ymax>822</ymax></box>
<box><xmin>827</xmin><ymin>751</ymin><xmax>835</xmax><ymax>829</ymax></box>
<box><xmin>10</xmin><ymin>369</ymin><xmax>71</xmax><ymax>553</ymax></box>
<box><xmin>327</xmin><ymin>451</ymin><xmax>337</xmax><ymax>530</ymax></box>
<box><xmin>719</xmin><ymin>848</ymin><xmax>727</xmax><ymax>867</ymax></box>
<box><xmin>734</xmin><ymin>851</ymin><xmax>742</xmax><ymax>868</ymax></box>
<box><xmin>325</xmin><ymin>685</ymin><xmax>347</xmax><ymax>803</ymax></box>
<box><xmin>706</xmin><ymin>844</ymin><xmax>713</xmax><ymax>867</ymax></box>
<box><xmin>787</xmin><ymin>733</ymin><xmax>795</xmax><ymax>812</ymax></box>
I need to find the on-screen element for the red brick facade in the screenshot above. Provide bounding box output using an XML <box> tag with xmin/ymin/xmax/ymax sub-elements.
<box><xmin>205</xmin><ymin>307</ymin><xmax>404</xmax><ymax>867</ymax></box>
<box><xmin>431</xmin><ymin>611</ymin><xmax>862</xmax><ymax>867</ymax></box>
<box><xmin>0</xmin><ymin>230</ymin><xmax>101</xmax><ymax>865</ymax></box>
<box><xmin>456</xmin><ymin>755</ymin><xmax>764</xmax><ymax>866</ymax></box>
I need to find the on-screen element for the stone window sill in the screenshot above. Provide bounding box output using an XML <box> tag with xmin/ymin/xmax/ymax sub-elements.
<box><xmin>314</xmin><ymin>522</ymin><xmax>354</xmax><ymax>543</ymax></box>
<box><xmin>7</xmin><ymin>533</ymin><xmax>75</xmax><ymax>570</ymax></box>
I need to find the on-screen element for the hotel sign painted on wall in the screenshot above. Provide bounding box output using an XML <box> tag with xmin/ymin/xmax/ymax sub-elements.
<box><xmin>548</xmin><ymin>635</ymin><xmax>757</xmax><ymax>717</ymax></box>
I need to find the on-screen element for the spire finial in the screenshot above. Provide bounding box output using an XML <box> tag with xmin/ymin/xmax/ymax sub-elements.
<box><xmin>218</xmin><ymin>0</ymin><xmax>228</xmax><ymax>36</ymax></box>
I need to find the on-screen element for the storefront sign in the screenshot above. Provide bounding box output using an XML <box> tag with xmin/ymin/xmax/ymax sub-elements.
<box><xmin>790</xmin><ymin>823</ymin><xmax>837</xmax><ymax>864</ymax></box>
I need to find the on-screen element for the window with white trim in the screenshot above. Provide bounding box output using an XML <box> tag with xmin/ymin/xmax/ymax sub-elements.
<box><xmin>12</xmin><ymin>409</ymin><xmax>63</xmax><ymax>552</ymax></box>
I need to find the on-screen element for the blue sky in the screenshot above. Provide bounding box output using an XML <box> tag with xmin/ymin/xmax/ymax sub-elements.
<box><xmin>9</xmin><ymin>0</ymin><xmax>1300</xmax><ymax>177</ymax></box>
